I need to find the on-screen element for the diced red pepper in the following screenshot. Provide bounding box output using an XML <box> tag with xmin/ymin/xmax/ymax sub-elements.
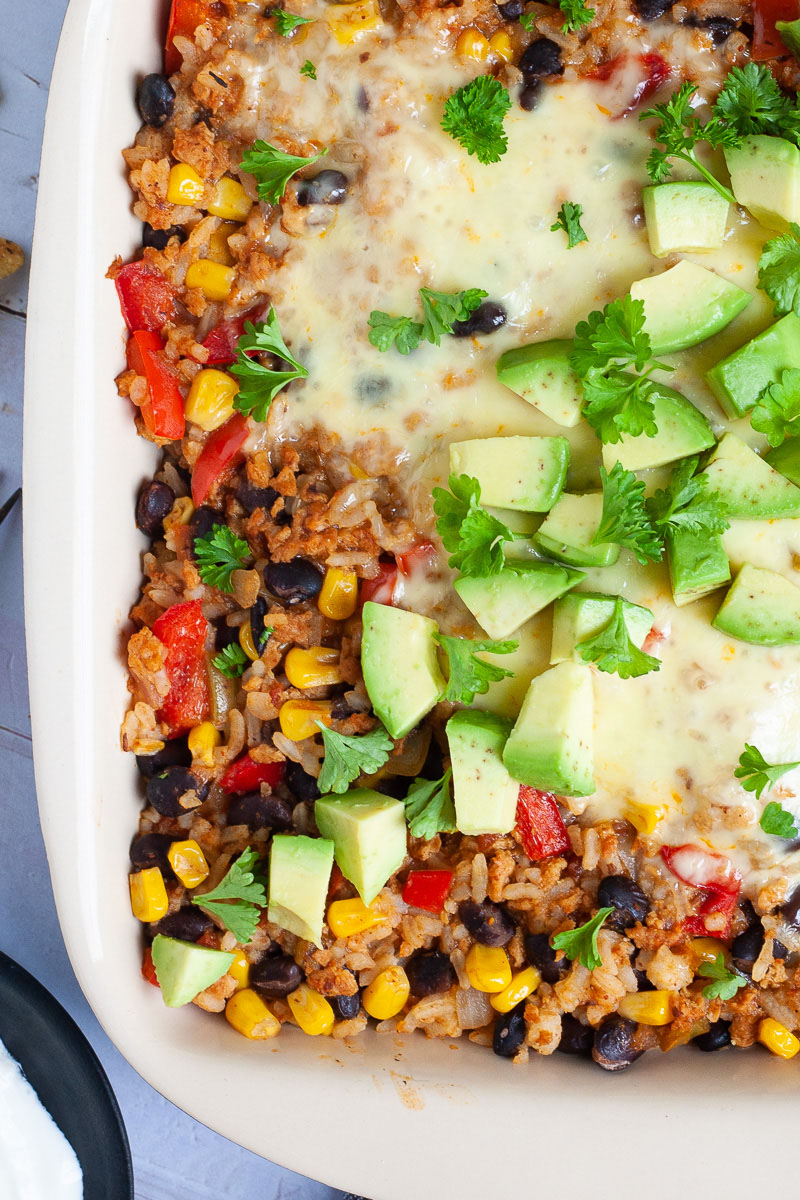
<box><xmin>191</xmin><ymin>412</ymin><xmax>249</xmax><ymax>506</ymax></box>
<box><xmin>396</xmin><ymin>540</ymin><xmax>437</xmax><ymax>576</ymax></box>
<box><xmin>327</xmin><ymin>862</ymin><xmax>347</xmax><ymax>903</ymax></box>
<box><xmin>586</xmin><ymin>52</ymin><xmax>624</xmax><ymax>82</ymax></box>
<box><xmin>516</xmin><ymin>787</ymin><xmax>571</xmax><ymax>861</ymax></box>
<box><xmin>201</xmin><ymin>305</ymin><xmax>267</xmax><ymax>366</ymax></box>
<box><xmin>642</xmin><ymin>625</ymin><xmax>666</xmax><ymax>655</ymax></box>
<box><xmin>152</xmin><ymin>600</ymin><xmax>211</xmax><ymax>736</ymax></box>
<box><xmin>752</xmin><ymin>0</ymin><xmax>800</xmax><ymax>60</ymax></box>
<box><xmin>165</xmin><ymin>0</ymin><xmax>229</xmax><ymax>74</ymax></box>
<box><xmin>127</xmin><ymin>331</ymin><xmax>185</xmax><ymax>441</ymax></box>
<box><xmin>142</xmin><ymin>946</ymin><xmax>160</xmax><ymax>987</ymax></box>
<box><xmin>115</xmin><ymin>261</ymin><xmax>176</xmax><ymax>333</ymax></box>
<box><xmin>360</xmin><ymin>559</ymin><xmax>399</xmax><ymax>607</ymax></box>
<box><xmin>661</xmin><ymin>844</ymin><xmax>741</xmax><ymax>938</ymax></box>
<box><xmin>618</xmin><ymin>52</ymin><xmax>671</xmax><ymax>118</ymax></box>
<box><xmin>196</xmin><ymin>928</ymin><xmax>220</xmax><ymax>948</ymax></box>
<box><xmin>220</xmin><ymin>754</ymin><xmax>286</xmax><ymax>794</ymax></box>
<box><xmin>402</xmin><ymin>869</ymin><xmax>453</xmax><ymax>913</ymax></box>
<box><xmin>683</xmin><ymin>890</ymin><xmax>740</xmax><ymax>939</ymax></box>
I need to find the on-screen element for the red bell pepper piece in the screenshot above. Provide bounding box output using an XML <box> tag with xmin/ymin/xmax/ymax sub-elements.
<box><xmin>153</xmin><ymin>600</ymin><xmax>211</xmax><ymax>735</ymax></box>
<box><xmin>360</xmin><ymin>560</ymin><xmax>399</xmax><ymax>607</ymax></box>
<box><xmin>683</xmin><ymin>890</ymin><xmax>740</xmax><ymax>939</ymax></box>
<box><xmin>402</xmin><ymin>869</ymin><xmax>453</xmax><ymax>913</ymax></box>
<box><xmin>115</xmin><ymin>261</ymin><xmax>176</xmax><ymax>333</ymax></box>
<box><xmin>752</xmin><ymin>0</ymin><xmax>800</xmax><ymax>60</ymax></box>
<box><xmin>661</xmin><ymin>844</ymin><xmax>741</xmax><ymax>938</ymax></box>
<box><xmin>396</xmin><ymin>540</ymin><xmax>437</xmax><ymax>576</ymax></box>
<box><xmin>618</xmin><ymin>52</ymin><xmax>671</xmax><ymax>118</ymax></box>
<box><xmin>165</xmin><ymin>0</ymin><xmax>228</xmax><ymax>74</ymax></box>
<box><xmin>191</xmin><ymin>412</ymin><xmax>249</xmax><ymax>505</ymax></box>
<box><xmin>201</xmin><ymin>305</ymin><xmax>267</xmax><ymax>366</ymax></box>
<box><xmin>142</xmin><ymin>946</ymin><xmax>160</xmax><ymax>987</ymax></box>
<box><xmin>127</xmin><ymin>331</ymin><xmax>185</xmax><ymax>441</ymax></box>
<box><xmin>516</xmin><ymin>787</ymin><xmax>570</xmax><ymax>860</ymax></box>
<box><xmin>220</xmin><ymin>754</ymin><xmax>286</xmax><ymax>794</ymax></box>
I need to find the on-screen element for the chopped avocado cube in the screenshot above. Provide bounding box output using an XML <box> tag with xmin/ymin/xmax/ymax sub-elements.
<box><xmin>495</xmin><ymin>339</ymin><xmax>584</xmax><ymax>427</ymax></box>
<box><xmin>503</xmin><ymin>662</ymin><xmax>595</xmax><ymax>797</ymax></box>
<box><xmin>713</xmin><ymin>563</ymin><xmax>800</xmax><ymax>645</ymax></box>
<box><xmin>629</xmin><ymin>261</ymin><xmax>751</xmax><ymax>356</ymax></box>
<box><xmin>550</xmin><ymin>591</ymin><xmax>653</xmax><ymax>664</ymax></box>
<box><xmin>533</xmin><ymin>493</ymin><xmax>619</xmax><ymax>568</ymax></box>
<box><xmin>777</xmin><ymin>18</ymin><xmax>800</xmax><ymax>58</ymax></box>
<box><xmin>601</xmin><ymin>383</ymin><xmax>715</xmax><ymax>473</ymax></box>
<box><xmin>360</xmin><ymin>602</ymin><xmax>445</xmax><ymax>738</ymax></box>
<box><xmin>700</xmin><ymin>432</ymin><xmax>800</xmax><ymax>518</ymax></box>
<box><xmin>315</xmin><ymin>789</ymin><xmax>407</xmax><ymax>904</ymax></box>
<box><xmin>666</xmin><ymin>528</ymin><xmax>731</xmax><ymax>607</ymax></box>
<box><xmin>706</xmin><ymin>313</ymin><xmax>800</xmax><ymax>419</ymax></box>
<box><xmin>724</xmin><ymin>135</ymin><xmax>800</xmax><ymax>232</ymax></box>
<box><xmin>150</xmin><ymin>935</ymin><xmax>235</xmax><ymax>1008</ymax></box>
<box><xmin>454</xmin><ymin>563</ymin><xmax>585</xmax><ymax>639</ymax></box>
<box><xmin>449</xmin><ymin>435</ymin><xmax>569</xmax><ymax>512</ymax></box>
<box><xmin>447</xmin><ymin>710</ymin><xmax>519</xmax><ymax>835</ymax></box>
<box><xmin>766</xmin><ymin>435</ymin><xmax>800</xmax><ymax>485</ymax></box>
<box><xmin>267</xmin><ymin>834</ymin><xmax>334</xmax><ymax>946</ymax></box>
<box><xmin>642</xmin><ymin>182</ymin><xmax>730</xmax><ymax>257</ymax></box>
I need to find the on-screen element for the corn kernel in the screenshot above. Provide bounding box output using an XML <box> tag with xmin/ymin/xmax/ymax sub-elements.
<box><xmin>239</xmin><ymin>620</ymin><xmax>259</xmax><ymax>662</ymax></box>
<box><xmin>185</xmin><ymin>259</ymin><xmax>236</xmax><ymax>301</ymax></box>
<box><xmin>129</xmin><ymin>868</ymin><xmax>169</xmax><ymax>923</ymax></box>
<box><xmin>287</xmin><ymin>984</ymin><xmax>335</xmax><ymax>1035</ymax></box>
<box><xmin>327</xmin><ymin>897</ymin><xmax>387</xmax><ymax>938</ymax></box>
<box><xmin>490</xmin><ymin>965</ymin><xmax>541</xmax><ymax>1013</ymax></box>
<box><xmin>229</xmin><ymin>950</ymin><xmax>250</xmax><ymax>991</ymax></box>
<box><xmin>618</xmin><ymin>989</ymin><xmax>675</xmax><ymax>1026</ymax></box>
<box><xmin>285</xmin><ymin>646</ymin><xmax>343</xmax><ymax>689</ymax></box>
<box><xmin>225</xmin><ymin>989</ymin><xmax>281</xmax><ymax>1039</ymax></box>
<box><xmin>324</xmin><ymin>0</ymin><xmax>381</xmax><ymax>44</ymax></box>
<box><xmin>689</xmin><ymin>938</ymin><xmax>724</xmax><ymax>969</ymax></box>
<box><xmin>465</xmin><ymin>944</ymin><xmax>512</xmax><ymax>993</ymax></box>
<box><xmin>168</xmin><ymin>839</ymin><xmax>210</xmax><ymax>889</ymax></box>
<box><xmin>362</xmin><ymin>966</ymin><xmax>410</xmax><ymax>1020</ymax></box>
<box><xmin>206</xmin><ymin>221</ymin><xmax>239</xmax><ymax>266</ymax></box>
<box><xmin>185</xmin><ymin>368</ymin><xmax>239</xmax><ymax>432</ymax></box>
<box><xmin>278</xmin><ymin>699</ymin><xmax>333</xmax><ymax>741</ymax></box>
<box><xmin>133</xmin><ymin>737</ymin><xmax>165</xmax><ymax>756</ymax></box>
<box><xmin>488</xmin><ymin>29</ymin><xmax>512</xmax><ymax>61</ymax></box>
<box><xmin>208</xmin><ymin>176</ymin><xmax>253</xmax><ymax>221</ymax></box>
<box><xmin>163</xmin><ymin>496</ymin><xmax>194</xmax><ymax>535</ymax></box>
<box><xmin>624</xmin><ymin>801</ymin><xmax>667</xmax><ymax>835</ymax></box>
<box><xmin>188</xmin><ymin>720</ymin><xmax>221</xmax><ymax>766</ymax></box>
<box><xmin>759</xmin><ymin>1017</ymin><xmax>800</xmax><ymax>1059</ymax></box>
<box><xmin>456</xmin><ymin>28</ymin><xmax>489</xmax><ymax>60</ymax></box>
<box><xmin>167</xmin><ymin>162</ymin><xmax>205</xmax><ymax>206</ymax></box>
<box><xmin>318</xmin><ymin>567</ymin><xmax>358</xmax><ymax>620</ymax></box>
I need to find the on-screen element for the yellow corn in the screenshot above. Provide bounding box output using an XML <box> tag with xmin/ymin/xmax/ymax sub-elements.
<box><xmin>362</xmin><ymin>966</ymin><xmax>410</xmax><ymax>1020</ymax></box>
<box><xmin>167</xmin><ymin>839</ymin><xmax>210</xmax><ymax>889</ymax></box>
<box><xmin>185</xmin><ymin>259</ymin><xmax>236</xmax><ymax>301</ymax></box>
<box><xmin>488</xmin><ymin>29</ymin><xmax>512</xmax><ymax>61</ymax></box>
<box><xmin>163</xmin><ymin>496</ymin><xmax>194</xmax><ymax>535</ymax></box>
<box><xmin>689</xmin><ymin>938</ymin><xmax>724</xmax><ymax>968</ymax></box>
<box><xmin>465</xmin><ymin>944</ymin><xmax>512</xmax><ymax>993</ymax></box>
<box><xmin>208</xmin><ymin>176</ymin><xmax>253</xmax><ymax>221</ymax></box>
<box><xmin>624</xmin><ymin>801</ymin><xmax>667</xmax><ymax>835</ymax></box>
<box><xmin>278</xmin><ymin>699</ymin><xmax>333</xmax><ymax>741</ymax></box>
<box><xmin>188</xmin><ymin>720</ymin><xmax>221</xmax><ymax>766</ymax></box>
<box><xmin>285</xmin><ymin>646</ymin><xmax>343</xmax><ymax>689</ymax></box>
<box><xmin>229</xmin><ymin>950</ymin><xmax>250</xmax><ymax>991</ymax></box>
<box><xmin>129</xmin><ymin>868</ymin><xmax>169</xmax><ymax>923</ymax></box>
<box><xmin>225</xmin><ymin>989</ymin><xmax>281</xmax><ymax>1039</ymax></box>
<box><xmin>490</xmin><ymin>965</ymin><xmax>541</xmax><ymax>1013</ymax></box>
<box><xmin>239</xmin><ymin>620</ymin><xmax>259</xmax><ymax>662</ymax></box>
<box><xmin>287</xmin><ymin>984</ymin><xmax>335</xmax><ymax>1035</ymax></box>
<box><xmin>133</xmin><ymin>737</ymin><xmax>165</xmax><ymax>756</ymax></box>
<box><xmin>327</xmin><ymin>897</ymin><xmax>386</xmax><ymax>938</ymax></box>
<box><xmin>166</xmin><ymin>162</ymin><xmax>205</xmax><ymax>206</ymax></box>
<box><xmin>618</xmin><ymin>990</ymin><xmax>675</xmax><ymax>1026</ymax></box>
<box><xmin>206</xmin><ymin>221</ymin><xmax>239</xmax><ymax>267</ymax></box>
<box><xmin>759</xmin><ymin>1017</ymin><xmax>800</xmax><ymax>1059</ymax></box>
<box><xmin>324</xmin><ymin>0</ymin><xmax>381</xmax><ymax>44</ymax></box>
<box><xmin>456</xmin><ymin>28</ymin><xmax>489</xmax><ymax>60</ymax></box>
<box><xmin>318</xmin><ymin>567</ymin><xmax>358</xmax><ymax>620</ymax></box>
<box><xmin>185</xmin><ymin>368</ymin><xmax>239</xmax><ymax>432</ymax></box>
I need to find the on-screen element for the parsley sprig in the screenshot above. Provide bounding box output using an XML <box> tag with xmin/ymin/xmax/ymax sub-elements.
<box><xmin>551</xmin><ymin>907</ymin><xmax>614</xmax><ymax>970</ymax></box>
<box><xmin>231</xmin><ymin>312</ymin><xmax>308</xmax><ymax>421</ymax></box>
<box><xmin>645</xmin><ymin>455</ymin><xmax>730</xmax><ymax>538</ymax></box>
<box><xmin>441</xmin><ymin>76</ymin><xmax>512</xmax><ymax>165</ymax></box>
<box><xmin>577</xmin><ymin>596</ymin><xmax>661</xmax><ymax>680</ymax></box>
<box><xmin>558</xmin><ymin>0</ymin><xmax>595</xmax><ymax>33</ymax></box>
<box><xmin>300</xmin><ymin>59</ymin><xmax>317</xmax><ymax>80</ymax></box>
<box><xmin>751</xmin><ymin>369</ymin><xmax>800</xmax><ymax>447</ymax></box>
<box><xmin>368</xmin><ymin>287</ymin><xmax>488</xmax><ymax>354</ymax></box>
<box><xmin>194</xmin><ymin>524</ymin><xmax>251</xmax><ymax>593</ymax></box>
<box><xmin>316</xmin><ymin>722</ymin><xmax>394</xmax><ymax>794</ymax></box>
<box><xmin>640</xmin><ymin>82</ymin><xmax>738</xmax><ymax>204</ymax></box>
<box><xmin>191</xmin><ymin>847</ymin><xmax>267</xmax><ymax>944</ymax></box>
<box><xmin>240</xmin><ymin>138</ymin><xmax>327</xmax><ymax>205</ymax></box>
<box><xmin>735</xmin><ymin>743</ymin><xmax>800</xmax><ymax>800</ymax></box>
<box><xmin>436</xmin><ymin>635</ymin><xmax>517</xmax><ymax>704</ymax></box>
<box><xmin>433</xmin><ymin>474</ymin><xmax>517</xmax><ymax>576</ymax></box>
<box><xmin>758</xmin><ymin>224</ymin><xmax>800</xmax><ymax>319</ymax></box>
<box><xmin>274</xmin><ymin>10</ymin><xmax>314</xmax><ymax>34</ymax></box>
<box><xmin>760</xmin><ymin>801</ymin><xmax>799</xmax><ymax>838</ymax></box>
<box><xmin>595</xmin><ymin>463</ymin><xmax>663</xmax><ymax>564</ymax></box>
<box><xmin>697</xmin><ymin>953</ymin><xmax>748</xmax><ymax>1002</ymax></box>
<box><xmin>403</xmin><ymin>770</ymin><xmax>456</xmax><ymax>840</ymax></box>
<box><xmin>212</xmin><ymin>643</ymin><xmax>249</xmax><ymax>678</ymax></box>
<box><xmin>551</xmin><ymin>201</ymin><xmax>588</xmax><ymax>248</ymax></box>
<box><xmin>713</xmin><ymin>62</ymin><xmax>800</xmax><ymax>143</ymax></box>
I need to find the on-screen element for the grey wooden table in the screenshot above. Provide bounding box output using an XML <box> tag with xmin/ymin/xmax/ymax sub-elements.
<box><xmin>0</xmin><ymin>3</ymin><xmax>344</xmax><ymax>1195</ymax></box>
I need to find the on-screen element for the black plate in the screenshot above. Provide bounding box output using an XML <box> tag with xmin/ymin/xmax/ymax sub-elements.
<box><xmin>0</xmin><ymin>951</ymin><xmax>133</xmax><ymax>1198</ymax></box>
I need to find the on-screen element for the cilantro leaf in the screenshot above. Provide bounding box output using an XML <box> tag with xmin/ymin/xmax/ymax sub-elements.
<box><xmin>212</xmin><ymin>643</ymin><xmax>249</xmax><ymax>678</ymax></box>
<box><xmin>519</xmin><ymin>11</ymin><xmax>535</xmax><ymax>28</ymax></box>
<box><xmin>436</xmin><ymin>635</ymin><xmax>517</xmax><ymax>704</ymax></box>
<box><xmin>735</xmin><ymin>743</ymin><xmax>800</xmax><ymax>800</ymax></box>
<box><xmin>419</xmin><ymin>287</ymin><xmax>488</xmax><ymax>345</ymax></box>
<box><xmin>403</xmin><ymin>770</ymin><xmax>456</xmax><ymax>840</ymax></box>
<box><xmin>645</xmin><ymin>455</ymin><xmax>730</xmax><ymax>537</ymax></box>
<box><xmin>551</xmin><ymin>201</ymin><xmax>588</xmax><ymax>249</ymax></box>
<box><xmin>758</xmin><ymin>223</ymin><xmax>800</xmax><ymax>318</ymax></box>
<box><xmin>231</xmin><ymin>312</ymin><xmax>308</xmax><ymax>421</ymax></box>
<box><xmin>698</xmin><ymin>953</ymin><xmax>748</xmax><ymax>1002</ymax></box>
<box><xmin>240</xmin><ymin>138</ymin><xmax>327</xmax><ymax>205</ymax></box>
<box><xmin>551</xmin><ymin>907</ymin><xmax>614</xmax><ymax>970</ymax></box>
<box><xmin>713</xmin><ymin>62</ymin><xmax>798</xmax><ymax>142</ymax></box>
<box><xmin>581</xmin><ymin>371</ymin><xmax>659</xmax><ymax>444</ymax></box>
<box><xmin>572</xmin><ymin>297</ymin><xmax>652</xmax><ymax>376</ymax></box>
<box><xmin>441</xmin><ymin>76</ymin><xmax>512</xmax><ymax>165</ymax></box>
<box><xmin>577</xmin><ymin>595</ymin><xmax>661</xmax><ymax>680</ymax></box>
<box><xmin>760</xmin><ymin>800</ymin><xmax>799</xmax><ymax>838</ymax></box>
<box><xmin>191</xmin><ymin>847</ymin><xmax>267</xmax><ymax>944</ymax></box>
<box><xmin>751</xmin><ymin>369</ymin><xmax>800</xmax><ymax>447</ymax></box>
<box><xmin>316</xmin><ymin>722</ymin><xmax>394</xmax><ymax>795</ymax></box>
<box><xmin>274</xmin><ymin>10</ymin><xmax>314</xmax><ymax>34</ymax></box>
<box><xmin>640</xmin><ymin>82</ymin><xmax>737</xmax><ymax>203</ymax></box>
<box><xmin>559</xmin><ymin>0</ymin><xmax>595</xmax><ymax>32</ymax></box>
<box><xmin>595</xmin><ymin>463</ymin><xmax>663</xmax><ymax>564</ymax></box>
<box><xmin>432</xmin><ymin>474</ymin><xmax>516</xmax><ymax>576</ymax></box>
<box><xmin>194</xmin><ymin>523</ymin><xmax>251</xmax><ymax>593</ymax></box>
<box><xmin>367</xmin><ymin>311</ymin><xmax>423</xmax><ymax>354</ymax></box>
<box><xmin>300</xmin><ymin>59</ymin><xmax>317</xmax><ymax>79</ymax></box>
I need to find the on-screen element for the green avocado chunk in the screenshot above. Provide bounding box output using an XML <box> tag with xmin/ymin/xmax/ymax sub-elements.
<box><xmin>724</xmin><ymin>135</ymin><xmax>800</xmax><ymax>232</ymax></box>
<box><xmin>267</xmin><ymin>834</ymin><xmax>334</xmax><ymax>946</ymax></box>
<box><xmin>765</xmin><ymin>435</ymin><xmax>800</xmax><ymax>486</ymax></box>
<box><xmin>705</xmin><ymin>313</ymin><xmax>800</xmax><ymax>419</ymax></box>
<box><xmin>150</xmin><ymin>935</ymin><xmax>235</xmax><ymax>1008</ymax></box>
<box><xmin>447</xmin><ymin>710</ymin><xmax>519</xmax><ymax>835</ymax></box>
<box><xmin>666</xmin><ymin>528</ymin><xmax>731</xmax><ymax>607</ymax></box>
<box><xmin>454</xmin><ymin>563</ymin><xmax>585</xmax><ymax>640</ymax></box>
<box><xmin>630</xmin><ymin>260</ymin><xmax>751</xmax><ymax>356</ymax></box>
<box><xmin>601</xmin><ymin>383</ymin><xmax>715</xmax><ymax>473</ymax></box>
<box><xmin>360</xmin><ymin>602</ymin><xmax>445</xmax><ymax>738</ymax></box>
<box><xmin>495</xmin><ymin>339</ymin><xmax>585</xmax><ymax>428</ymax></box>
<box><xmin>550</xmin><ymin>591</ymin><xmax>654</xmax><ymax>664</ymax></box>
<box><xmin>533</xmin><ymin>493</ymin><xmax>619</xmax><ymax>568</ymax></box>
<box><xmin>448</xmin><ymin>435</ymin><xmax>569</xmax><ymax>512</ymax></box>
<box><xmin>502</xmin><ymin>662</ymin><xmax>595</xmax><ymax>797</ymax></box>
<box><xmin>700</xmin><ymin>431</ymin><xmax>800</xmax><ymax>518</ymax></box>
<box><xmin>642</xmin><ymin>182</ymin><xmax>730</xmax><ymax>258</ymax></box>
<box><xmin>315</xmin><ymin>789</ymin><xmax>407</xmax><ymax>905</ymax></box>
<box><xmin>713</xmin><ymin>563</ymin><xmax>800</xmax><ymax>645</ymax></box>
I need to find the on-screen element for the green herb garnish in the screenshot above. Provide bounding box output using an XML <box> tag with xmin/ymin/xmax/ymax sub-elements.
<box><xmin>551</xmin><ymin>201</ymin><xmax>588</xmax><ymax>248</ymax></box>
<box><xmin>433</xmin><ymin>474</ymin><xmax>517</xmax><ymax>577</ymax></box>
<box><xmin>316</xmin><ymin>722</ymin><xmax>394</xmax><ymax>795</ymax></box>
<box><xmin>758</xmin><ymin>224</ymin><xmax>800</xmax><ymax>318</ymax></box>
<box><xmin>300</xmin><ymin>59</ymin><xmax>317</xmax><ymax>79</ymax></box>
<box><xmin>519</xmin><ymin>11</ymin><xmax>535</xmax><ymax>29</ymax></box>
<box><xmin>194</xmin><ymin>524</ymin><xmax>251</xmax><ymax>593</ymax></box>
<box><xmin>577</xmin><ymin>595</ymin><xmax>661</xmax><ymax>680</ymax></box>
<box><xmin>595</xmin><ymin>463</ymin><xmax>663</xmax><ymax>564</ymax></box>
<box><xmin>211</xmin><ymin>643</ymin><xmax>249</xmax><ymax>678</ymax></box>
<box><xmin>760</xmin><ymin>800</ymin><xmax>799</xmax><ymax>839</ymax></box>
<box><xmin>751</xmin><ymin>369</ymin><xmax>800</xmax><ymax>447</ymax></box>
<box><xmin>645</xmin><ymin>455</ymin><xmax>730</xmax><ymax>537</ymax></box>
<box><xmin>240</xmin><ymin>138</ymin><xmax>327</xmax><ymax>205</ymax></box>
<box><xmin>436</xmin><ymin>635</ymin><xmax>517</xmax><ymax>704</ymax></box>
<box><xmin>191</xmin><ymin>847</ymin><xmax>267</xmax><ymax>944</ymax></box>
<box><xmin>639</xmin><ymin>81</ymin><xmax>738</xmax><ymax>204</ymax></box>
<box><xmin>368</xmin><ymin>287</ymin><xmax>487</xmax><ymax>353</ymax></box>
<box><xmin>551</xmin><ymin>908</ymin><xmax>614</xmax><ymax>970</ymax></box>
<box><xmin>403</xmin><ymin>770</ymin><xmax>456</xmax><ymax>840</ymax></box>
<box><xmin>274</xmin><ymin>10</ymin><xmax>314</xmax><ymax>34</ymax></box>
<box><xmin>440</xmin><ymin>76</ymin><xmax>512</xmax><ymax>165</ymax></box>
<box><xmin>231</xmin><ymin>312</ymin><xmax>308</xmax><ymax>421</ymax></box>
<box><xmin>735</xmin><ymin>743</ymin><xmax>800</xmax><ymax>800</ymax></box>
<box><xmin>558</xmin><ymin>0</ymin><xmax>595</xmax><ymax>32</ymax></box>
<box><xmin>698</xmin><ymin>953</ymin><xmax>748</xmax><ymax>1002</ymax></box>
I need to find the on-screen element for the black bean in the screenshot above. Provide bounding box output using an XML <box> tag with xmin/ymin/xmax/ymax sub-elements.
<box><xmin>264</xmin><ymin>557</ymin><xmax>323</xmax><ymax>605</ymax></box>
<box><xmin>295</xmin><ymin>169</ymin><xmax>349</xmax><ymax>206</ymax></box>
<box><xmin>783</xmin><ymin>887</ymin><xmax>800</xmax><ymax>928</ymax></box>
<box><xmin>227</xmin><ymin>790</ymin><xmax>294</xmax><ymax>831</ymax></box>
<box><xmin>286</xmin><ymin>760</ymin><xmax>320</xmax><ymax>803</ymax></box>
<box><xmin>332</xmin><ymin>991</ymin><xmax>361</xmax><ymax>1019</ymax></box>
<box><xmin>142</xmin><ymin>222</ymin><xmax>186</xmax><ymax>250</ymax></box>
<box><xmin>249</xmin><ymin>595</ymin><xmax>273</xmax><ymax>655</ymax></box>
<box><xmin>519</xmin><ymin>38</ymin><xmax>563</xmax><ymax>77</ymax></box>
<box><xmin>592</xmin><ymin>1016</ymin><xmax>642</xmax><ymax>1071</ymax></box>
<box><xmin>774</xmin><ymin>939</ymin><xmax>788</xmax><ymax>959</ymax></box>
<box><xmin>460</xmin><ymin>900</ymin><xmax>515</xmax><ymax>947</ymax></box>
<box><xmin>681</xmin><ymin>12</ymin><xmax>735</xmax><ymax>42</ymax></box>
<box><xmin>237</xmin><ymin>478</ymin><xmax>280</xmax><ymax>515</ymax></box>
<box><xmin>519</xmin><ymin>81</ymin><xmax>542</xmax><ymax>111</ymax></box>
<box><xmin>524</xmin><ymin>932</ymin><xmax>568</xmax><ymax>984</ymax></box>
<box><xmin>693</xmin><ymin>1020</ymin><xmax>731</xmax><ymax>1052</ymax></box>
<box><xmin>146</xmin><ymin>767</ymin><xmax>209</xmax><ymax>818</ymax></box>
<box><xmin>250</xmin><ymin>954</ymin><xmax>304</xmax><ymax>998</ymax></box>
<box><xmin>136</xmin><ymin>73</ymin><xmax>176</xmax><ymax>127</ymax></box>
<box><xmin>633</xmin><ymin>968</ymin><xmax>655</xmax><ymax>993</ymax></box>
<box><xmin>357</xmin><ymin>85</ymin><xmax>370</xmax><ymax>112</ymax></box>
<box><xmin>213</xmin><ymin>619</ymin><xmax>241</xmax><ymax>651</ymax></box>
<box><xmin>731</xmin><ymin>925</ymin><xmax>765</xmax><ymax>973</ymax></box>
<box><xmin>130</xmin><ymin>833</ymin><xmax>175</xmax><ymax>874</ymax></box>
<box><xmin>154</xmin><ymin>907</ymin><xmax>212</xmax><ymax>942</ymax></box>
<box><xmin>597</xmin><ymin>875</ymin><xmax>649</xmax><ymax>932</ymax></box>
<box><xmin>493</xmin><ymin>1005</ymin><xmax>526</xmax><ymax>1058</ymax></box>
<box><xmin>451</xmin><ymin>301</ymin><xmax>507</xmax><ymax>338</ymax></box>
<box><xmin>405</xmin><ymin>951</ymin><xmax>456</xmax><ymax>998</ymax></box>
<box><xmin>557</xmin><ymin>1013</ymin><xmax>594</xmax><ymax>1056</ymax></box>
<box><xmin>135</xmin><ymin>736</ymin><xmax>191</xmax><ymax>778</ymax></box>
<box><xmin>188</xmin><ymin>505</ymin><xmax>219</xmax><ymax>545</ymax></box>
<box><xmin>498</xmin><ymin>0</ymin><xmax>523</xmax><ymax>17</ymax></box>
<box><xmin>355</xmin><ymin>375</ymin><xmax>391</xmax><ymax>406</ymax></box>
<box><xmin>634</xmin><ymin>0</ymin><xmax>674</xmax><ymax>18</ymax></box>
<box><xmin>135</xmin><ymin>479</ymin><xmax>175</xmax><ymax>539</ymax></box>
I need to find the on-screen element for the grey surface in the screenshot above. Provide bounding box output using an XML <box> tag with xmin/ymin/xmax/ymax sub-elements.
<box><xmin>0</xmin><ymin>3</ymin><xmax>343</xmax><ymax>1196</ymax></box>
